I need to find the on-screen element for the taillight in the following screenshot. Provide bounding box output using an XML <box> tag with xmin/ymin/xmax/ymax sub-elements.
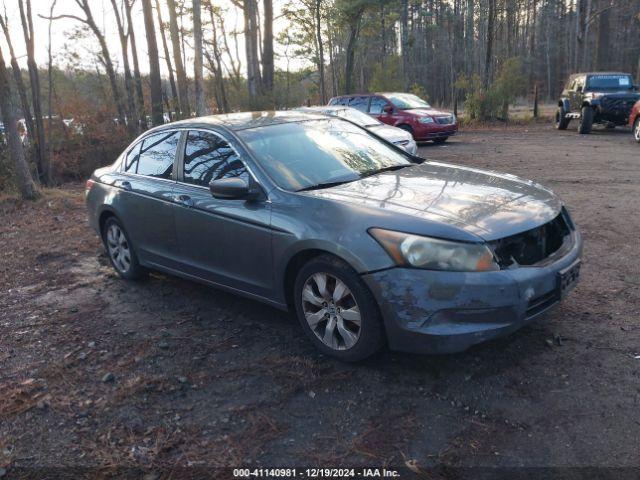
<box><xmin>86</xmin><ymin>179</ymin><xmax>95</xmax><ymax>192</ymax></box>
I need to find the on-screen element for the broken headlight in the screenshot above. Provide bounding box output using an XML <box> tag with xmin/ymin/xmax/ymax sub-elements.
<box><xmin>369</xmin><ymin>228</ymin><xmax>499</xmax><ymax>272</ymax></box>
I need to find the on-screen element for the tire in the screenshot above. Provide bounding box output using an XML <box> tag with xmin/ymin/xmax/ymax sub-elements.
<box><xmin>555</xmin><ymin>107</ymin><xmax>570</xmax><ymax>130</ymax></box>
<box><xmin>102</xmin><ymin>217</ymin><xmax>146</xmax><ymax>280</ymax></box>
<box><xmin>634</xmin><ymin>118</ymin><xmax>640</xmax><ymax>143</ymax></box>
<box><xmin>578</xmin><ymin>106</ymin><xmax>593</xmax><ymax>134</ymax></box>
<box><xmin>433</xmin><ymin>137</ymin><xmax>448</xmax><ymax>144</ymax></box>
<box><xmin>397</xmin><ymin>124</ymin><xmax>414</xmax><ymax>138</ymax></box>
<box><xmin>293</xmin><ymin>254</ymin><xmax>385</xmax><ymax>361</ymax></box>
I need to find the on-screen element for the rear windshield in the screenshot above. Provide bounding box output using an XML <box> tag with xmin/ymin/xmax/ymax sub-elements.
<box><xmin>586</xmin><ymin>75</ymin><xmax>634</xmax><ymax>91</ymax></box>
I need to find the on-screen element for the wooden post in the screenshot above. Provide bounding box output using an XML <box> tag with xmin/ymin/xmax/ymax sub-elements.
<box><xmin>533</xmin><ymin>84</ymin><xmax>539</xmax><ymax>118</ymax></box>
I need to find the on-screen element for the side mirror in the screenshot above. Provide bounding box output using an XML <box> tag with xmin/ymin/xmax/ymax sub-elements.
<box><xmin>383</xmin><ymin>105</ymin><xmax>394</xmax><ymax>114</ymax></box>
<box><xmin>209</xmin><ymin>177</ymin><xmax>261</xmax><ymax>200</ymax></box>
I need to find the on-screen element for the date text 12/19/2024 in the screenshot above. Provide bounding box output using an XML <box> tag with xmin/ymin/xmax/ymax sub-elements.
<box><xmin>233</xmin><ymin>468</ymin><xmax>401</xmax><ymax>478</ymax></box>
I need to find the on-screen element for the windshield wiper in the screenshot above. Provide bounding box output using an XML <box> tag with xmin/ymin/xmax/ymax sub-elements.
<box><xmin>296</xmin><ymin>179</ymin><xmax>358</xmax><ymax>192</ymax></box>
<box><xmin>359</xmin><ymin>164</ymin><xmax>415</xmax><ymax>179</ymax></box>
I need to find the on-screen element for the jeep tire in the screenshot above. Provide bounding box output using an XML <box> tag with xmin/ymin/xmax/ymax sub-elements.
<box><xmin>556</xmin><ymin>107</ymin><xmax>570</xmax><ymax>130</ymax></box>
<box><xmin>578</xmin><ymin>106</ymin><xmax>593</xmax><ymax>134</ymax></box>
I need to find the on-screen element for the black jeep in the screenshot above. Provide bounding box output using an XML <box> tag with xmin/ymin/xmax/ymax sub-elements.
<box><xmin>556</xmin><ymin>72</ymin><xmax>640</xmax><ymax>134</ymax></box>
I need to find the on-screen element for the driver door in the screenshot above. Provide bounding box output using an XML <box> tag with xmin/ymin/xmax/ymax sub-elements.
<box><xmin>171</xmin><ymin>129</ymin><xmax>274</xmax><ymax>298</ymax></box>
<box><xmin>369</xmin><ymin>96</ymin><xmax>395</xmax><ymax>125</ymax></box>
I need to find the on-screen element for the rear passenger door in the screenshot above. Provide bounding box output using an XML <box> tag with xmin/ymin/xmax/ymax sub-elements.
<box><xmin>172</xmin><ymin>129</ymin><xmax>274</xmax><ymax>298</ymax></box>
<box><xmin>118</xmin><ymin>130</ymin><xmax>182</xmax><ymax>268</ymax></box>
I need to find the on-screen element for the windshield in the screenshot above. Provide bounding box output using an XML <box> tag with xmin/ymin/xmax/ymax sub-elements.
<box><xmin>385</xmin><ymin>93</ymin><xmax>431</xmax><ymax>110</ymax></box>
<box><xmin>238</xmin><ymin>119</ymin><xmax>413</xmax><ymax>191</ymax></box>
<box><xmin>586</xmin><ymin>75</ymin><xmax>634</xmax><ymax>91</ymax></box>
<box><xmin>333</xmin><ymin>108</ymin><xmax>381</xmax><ymax>127</ymax></box>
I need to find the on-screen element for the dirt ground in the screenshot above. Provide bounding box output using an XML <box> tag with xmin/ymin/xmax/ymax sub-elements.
<box><xmin>1</xmin><ymin>122</ymin><xmax>639</xmax><ymax>479</ymax></box>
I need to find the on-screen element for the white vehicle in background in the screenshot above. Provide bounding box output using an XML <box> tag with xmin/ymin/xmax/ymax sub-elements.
<box><xmin>298</xmin><ymin>105</ymin><xmax>419</xmax><ymax>155</ymax></box>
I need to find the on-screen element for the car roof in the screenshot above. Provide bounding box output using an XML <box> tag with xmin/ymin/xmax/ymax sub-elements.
<box><xmin>573</xmin><ymin>72</ymin><xmax>633</xmax><ymax>77</ymax></box>
<box><xmin>299</xmin><ymin>105</ymin><xmax>348</xmax><ymax>112</ymax></box>
<box><xmin>151</xmin><ymin>110</ymin><xmax>328</xmax><ymax>133</ymax></box>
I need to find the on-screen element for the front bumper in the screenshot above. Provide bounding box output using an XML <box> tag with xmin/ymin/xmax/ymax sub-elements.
<box><xmin>413</xmin><ymin>122</ymin><xmax>458</xmax><ymax>141</ymax></box>
<box><xmin>362</xmin><ymin>231</ymin><xmax>583</xmax><ymax>354</ymax></box>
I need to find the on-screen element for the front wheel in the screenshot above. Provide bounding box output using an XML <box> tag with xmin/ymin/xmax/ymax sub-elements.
<box><xmin>578</xmin><ymin>106</ymin><xmax>593</xmax><ymax>134</ymax></box>
<box><xmin>293</xmin><ymin>255</ymin><xmax>385</xmax><ymax>361</ymax></box>
<box><xmin>633</xmin><ymin>118</ymin><xmax>640</xmax><ymax>143</ymax></box>
<box><xmin>555</xmin><ymin>108</ymin><xmax>570</xmax><ymax>130</ymax></box>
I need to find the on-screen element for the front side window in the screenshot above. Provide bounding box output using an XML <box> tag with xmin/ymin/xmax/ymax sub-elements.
<box><xmin>124</xmin><ymin>142</ymin><xmax>141</xmax><ymax>172</ymax></box>
<box><xmin>182</xmin><ymin>131</ymin><xmax>248</xmax><ymax>187</ymax></box>
<box><xmin>385</xmin><ymin>93</ymin><xmax>431</xmax><ymax>110</ymax></box>
<box><xmin>238</xmin><ymin>119</ymin><xmax>412</xmax><ymax>192</ymax></box>
<box><xmin>369</xmin><ymin>97</ymin><xmax>389</xmax><ymax>114</ymax></box>
<box><xmin>136</xmin><ymin>131</ymin><xmax>180</xmax><ymax>179</ymax></box>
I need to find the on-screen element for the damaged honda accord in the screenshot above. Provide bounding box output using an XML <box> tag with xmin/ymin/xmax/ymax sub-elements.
<box><xmin>86</xmin><ymin>111</ymin><xmax>582</xmax><ymax>361</ymax></box>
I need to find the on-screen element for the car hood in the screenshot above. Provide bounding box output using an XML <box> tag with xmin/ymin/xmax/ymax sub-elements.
<box><xmin>405</xmin><ymin>108</ymin><xmax>453</xmax><ymax>118</ymax></box>
<box><xmin>303</xmin><ymin>162</ymin><xmax>562</xmax><ymax>241</ymax></box>
<box><xmin>368</xmin><ymin>123</ymin><xmax>414</xmax><ymax>143</ymax></box>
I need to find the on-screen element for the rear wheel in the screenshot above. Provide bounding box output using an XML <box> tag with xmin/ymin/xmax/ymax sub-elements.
<box><xmin>555</xmin><ymin>107</ymin><xmax>570</xmax><ymax>130</ymax></box>
<box><xmin>293</xmin><ymin>255</ymin><xmax>385</xmax><ymax>361</ymax></box>
<box><xmin>634</xmin><ymin>118</ymin><xmax>640</xmax><ymax>143</ymax></box>
<box><xmin>578</xmin><ymin>106</ymin><xmax>593</xmax><ymax>134</ymax></box>
<box><xmin>102</xmin><ymin>217</ymin><xmax>146</xmax><ymax>280</ymax></box>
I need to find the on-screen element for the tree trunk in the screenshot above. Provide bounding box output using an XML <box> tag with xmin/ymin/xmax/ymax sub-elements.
<box><xmin>18</xmin><ymin>0</ymin><xmax>47</xmax><ymax>184</ymax></box>
<box><xmin>110</xmin><ymin>0</ymin><xmax>137</xmax><ymax>135</ymax></box>
<box><xmin>0</xmin><ymin>15</ymin><xmax>37</xmax><ymax>171</ymax></box>
<box><xmin>0</xmin><ymin>45</ymin><xmax>39</xmax><ymax>199</ymax></box>
<box><xmin>141</xmin><ymin>0</ymin><xmax>164</xmax><ymax>126</ymax></box>
<box><xmin>465</xmin><ymin>0</ymin><xmax>473</xmax><ymax>75</ymax></box>
<box><xmin>262</xmin><ymin>0</ymin><xmax>274</xmax><ymax>95</ymax></box>
<box><xmin>125</xmin><ymin>0</ymin><xmax>146</xmax><ymax>130</ymax></box>
<box><xmin>344</xmin><ymin>6</ymin><xmax>364</xmax><ymax>95</ymax></box>
<box><xmin>401</xmin><ymin>0</ymin><xmax>409</xmax><ymax>89</ymax></box>
<box><xmin>595</xmin><ymin>2</ymin><xmax>610</xmax><ymax>70</ymax></box>
<box><xmin>167</xmin><ymin>0</ymin><xmax>190</xmax><ymax>117</ymax></box>
<box><xmin>206</xmin><ymin>2</ymin><xmax>230</xmax><ymax>113</ymax></box>
<box><xmin>243</xmin><ymin>0</ymin><xmax>262</xmax><ymax>102</ymax></box>
<box><xmin>484</xmin><ymin>0</ymin><xmax>496</xmax><ymax>87</ymax></box>
<box><xmin>193</xmin><ymin>0</ymin><xmax>206</xmax><ymax>115</ymax></box>
<box><xmin>315</xmin><ymin>0</ymin><xmax>326</xmax><ymax>103</ymax></box>
<box><xmin>154</xmin><ymin>0</ymin><xmax>179</xmax><ymax>117</ymax></box>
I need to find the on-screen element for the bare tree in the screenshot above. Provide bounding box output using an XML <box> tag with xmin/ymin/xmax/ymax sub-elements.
<box><xmin>0</xmin><ymin>14</ymin><xmax>37</xmax><ymax>171</ymax></box>
<box><xmin>141</xmin><ymin>0</ymin><xmax>164</xmax><ymax>125</ymax></box>
<box><xmin>50</xmin><ymin>0</ymin><xmax>128</xmax><ymax>129</ymax></box>
<box><xmin>154</xmin><ymin>0</ymin><xmax>179</xmax><ymax>118</ymax></box>
<box><xmin>110</xmin><ymin>0</ymin><xmax>137</xmax><ymax>134</ymax></box>
<box><xmin>124</xmin><ymin>0</ymin><xmax>146</xmax><ymax>129</ymax></box>
<box><xmin>0</xmin><ymin>45</ymin><xmax>39</xmax><ymax>199</ymax></box>
<box><xmin>193</xmin><ymin>0</ymin><xmax>206</xmax><ymax>115</ymax></box>
<box><xmin>262</xmin><ymin>0</ymin><xmax>274</xmax><ymax>95</ymax></box>
<box><xmin>167</xmin><ymin>0</ymin><xmax>191</xmax><ymax>117</ymax></box>
<box><xmin>18</xmin><ymin>0</ymin><xmax>47</xmax><ymax>184</ymax></box>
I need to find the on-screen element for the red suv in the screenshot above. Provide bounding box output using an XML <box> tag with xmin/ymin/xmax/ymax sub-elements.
<box><xmin>328</xmin><ymin>92</ymin><xmax>458</xmax><ymax>143</ymax></box>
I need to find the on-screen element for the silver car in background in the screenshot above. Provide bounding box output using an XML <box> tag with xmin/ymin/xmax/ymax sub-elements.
<box><xmin>298</xmin><ymin>106</ymin><xmax>418</xmax><ymax>155</ymax></box>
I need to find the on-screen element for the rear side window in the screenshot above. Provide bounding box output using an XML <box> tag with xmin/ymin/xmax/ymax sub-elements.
<box><xmin>182</xmin><ymin>130</ymin><xmax>248</xmax><ymax>187</ymax></box>
<box><xmin>136</xmin><ymin>131</ymin><xmax>180</xmax><ymax>179</ymax></box>
<box><xmin>369</xmin><ymin>97</ymin><xmax>388</xmax><ymax>114</ymax></box>
<box><xmin>349</xmin><ymin>96</ymin><xmax>369</xmax><ymax>112</ymax></box>
<box><xmin>328</xmin><ymin>97</ymin><xmax>339</xmax><ymax>106</ymax></box>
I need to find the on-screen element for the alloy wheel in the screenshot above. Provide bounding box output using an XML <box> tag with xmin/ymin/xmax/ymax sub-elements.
<box><xmin>301</xmin><ymin>272</ymin><xmax>361</xmax><ymax>350</ymax></box>
<box><xmin>106</xmin><ymin>223</ymin><xmax>132</xmax><ymax>274</ymax></box>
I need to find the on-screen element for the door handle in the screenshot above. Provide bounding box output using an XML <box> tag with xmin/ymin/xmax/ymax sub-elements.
<box><xmin>177</xmin><ymin>194</ymin><xmax>194</xmax><ymax>207</ymax></box>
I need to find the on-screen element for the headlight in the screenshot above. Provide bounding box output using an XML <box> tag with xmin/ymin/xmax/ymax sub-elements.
<box><xmin>418</xmin><ymin>116</ymin><xmax>434</xmax><ymax>124</ymax></box>
<box><xmin>369</xmin><ymin>228</ymin><xmax>499</xmax><ymax>272</ymax></box>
